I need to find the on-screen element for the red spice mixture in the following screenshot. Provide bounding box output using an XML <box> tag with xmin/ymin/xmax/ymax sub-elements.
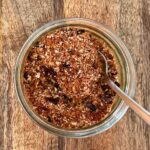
<box><xmin>23</xmin><ymin>27</ymin><xmax>119</xmax><ymax>129</ymax></box>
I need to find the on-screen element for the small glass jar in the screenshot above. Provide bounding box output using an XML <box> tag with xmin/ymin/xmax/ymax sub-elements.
<box><xmin>15</xmin><ymin>18</ymin><xmax>136</xmax><ymax>138</ymax></box>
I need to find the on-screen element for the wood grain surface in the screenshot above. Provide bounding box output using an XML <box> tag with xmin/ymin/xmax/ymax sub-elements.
<box><xmin>0</xmin><ymin>0</ymin><xmax>150</xmax><ymax>149</ymax></box>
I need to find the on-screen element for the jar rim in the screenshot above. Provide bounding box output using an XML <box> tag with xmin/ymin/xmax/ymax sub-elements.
<box><xmin>15</xmin><ymin>18</ymin><xmax>136</xmax><ymax>138</ymax></box>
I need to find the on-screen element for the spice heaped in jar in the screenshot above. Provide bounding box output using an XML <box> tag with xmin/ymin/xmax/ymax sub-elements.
<box><xmin>15</xmin><ymin>18</ymin><xmax>136</xmax><ymax>138</ymax></box>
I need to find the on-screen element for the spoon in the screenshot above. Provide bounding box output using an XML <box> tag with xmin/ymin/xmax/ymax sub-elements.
<box><xmin>98</xmin><ymin>51</ymin><xmax>150</xmax><ymax>125</ymax></box>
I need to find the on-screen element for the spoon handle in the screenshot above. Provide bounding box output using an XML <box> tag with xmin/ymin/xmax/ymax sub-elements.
<box><xmin>108</xmin><ymin>79</ymin><xmax>150</xmax><ymax>125</ymax></box>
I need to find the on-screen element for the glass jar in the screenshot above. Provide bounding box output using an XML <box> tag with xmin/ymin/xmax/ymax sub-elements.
<box><xmin>15</xmin><ymin>18</ymin><xmax>136</xmax><ymax>138</ymax></box>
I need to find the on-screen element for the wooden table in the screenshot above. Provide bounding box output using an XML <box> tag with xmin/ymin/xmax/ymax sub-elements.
<box><xmin>0</xmin><ymin>0</ymin><xmax>150</xmax><ymax>149</ymax></box>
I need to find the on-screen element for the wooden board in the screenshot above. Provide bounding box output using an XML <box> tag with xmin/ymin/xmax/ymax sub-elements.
<box><xmin>0</xmin><ymin>0</ymin><xmax>150</xmax><ymax>149</ymax></box>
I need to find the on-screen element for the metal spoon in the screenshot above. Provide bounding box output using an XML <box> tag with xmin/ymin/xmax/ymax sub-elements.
<box><xmin>98</xmin><ymin>51</ymin><xmax>150</xmax><ymax>125</ymax></box>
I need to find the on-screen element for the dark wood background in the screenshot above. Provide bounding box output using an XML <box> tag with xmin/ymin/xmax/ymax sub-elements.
<box><xmin>0</xmin><ymin>0</ymin><xmax>150</xmax><ymax>149</ymax></box>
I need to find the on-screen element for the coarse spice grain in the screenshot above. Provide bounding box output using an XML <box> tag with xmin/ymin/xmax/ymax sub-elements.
<box><xmin>22</xmin><ymin>27</ymin><xmax>120</xmax><ymax>129</ymax></box>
